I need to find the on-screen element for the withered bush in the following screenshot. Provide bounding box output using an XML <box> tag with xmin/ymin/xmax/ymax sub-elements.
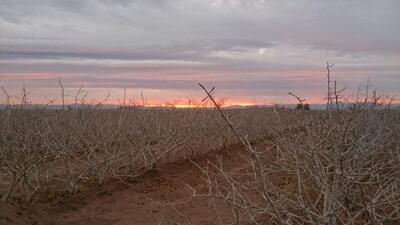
<box><xmin>0</xmin><ymin>106</ymin><xmax>276</xmax><ymax>201</ymax></box>
<box><xmin>193</xmin><ymin>108</ymin><xmax>400</xmax><ymax>225</ymax></box>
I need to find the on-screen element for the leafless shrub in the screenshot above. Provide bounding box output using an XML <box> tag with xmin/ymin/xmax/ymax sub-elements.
<box><xmin>0</xmin><ymin>84</ymin><xmax>277</xmax><ymax>202</ymax></box>
<box><xmin>188</xmin><ymin>80</ymin><xmax>400</xmax><ymax>224</ymax></box>
<box><xmin>1</xmin><ymin>71</ymin><xmax>399</xmax><ymax>225</ymax></box>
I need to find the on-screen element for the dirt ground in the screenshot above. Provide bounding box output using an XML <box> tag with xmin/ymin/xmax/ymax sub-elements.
<box><xmin>1</xmin><ymin>142</ymin><xmax>263</xmax><ymax>225</ymax></box>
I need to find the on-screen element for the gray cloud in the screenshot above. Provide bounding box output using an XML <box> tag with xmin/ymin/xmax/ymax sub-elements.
<box><xmin>0</xmin><ymin>0</ymin><xmax>399</xmax><ymax>103</ymax></box>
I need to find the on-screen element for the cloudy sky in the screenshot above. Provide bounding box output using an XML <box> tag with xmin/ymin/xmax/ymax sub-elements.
<box><xmin>1</xmin><ymin>0</ymin><xmax>399</xmax><ymax>105</ymax></box>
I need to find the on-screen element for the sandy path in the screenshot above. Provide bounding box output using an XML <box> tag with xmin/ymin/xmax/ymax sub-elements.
<box><xmin>58</xmin><ymin>143</ymin><xmax>254</xmax><ymax>225</ymax></box>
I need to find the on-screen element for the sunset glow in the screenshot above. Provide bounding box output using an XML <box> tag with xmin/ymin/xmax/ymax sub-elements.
<box><xmin>1</xmin><ymin>1</ymin><xmax>399</xmax><ymax>105</ymax></box>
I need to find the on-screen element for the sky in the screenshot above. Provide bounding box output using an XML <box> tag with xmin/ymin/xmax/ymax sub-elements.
<box><xmin>0</xmin><ymin>0</ymin><xmax>399</xmax><ymax>106</ymax></box>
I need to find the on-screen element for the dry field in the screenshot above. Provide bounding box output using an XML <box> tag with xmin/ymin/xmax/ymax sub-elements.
<box><xmin>1</xmin><ymin>100</ymin><xmax>400</xmax><ymax>224</ymax></box>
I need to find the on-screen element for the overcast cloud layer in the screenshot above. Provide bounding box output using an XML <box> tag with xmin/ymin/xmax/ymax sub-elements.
<box><xmin>0</xmin><ymin>0</ymin><xmax>399</xmax><ymax>104</ymax></box>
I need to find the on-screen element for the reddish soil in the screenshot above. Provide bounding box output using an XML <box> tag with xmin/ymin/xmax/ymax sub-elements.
<box><xmin>1</xmin><ymin>142</ymin><xmax>264</xmax><ymax>225</ymax></box>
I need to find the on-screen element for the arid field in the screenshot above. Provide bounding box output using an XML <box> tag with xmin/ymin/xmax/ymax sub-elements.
<box><xmin>2</xmin><ymin>1</ymin><xmax>399</xmax><ymax>224</ymax></box>
<box><xmin>1</xmin><ymin>101</ymin><xmax>399</xmax><ymax>225</ymax></box>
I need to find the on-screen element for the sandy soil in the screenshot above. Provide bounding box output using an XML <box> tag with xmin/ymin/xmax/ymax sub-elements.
<box><xmin>1</xmin><ymin>142</ymin><xmax>261</xmax><ymax>225</ymax></box>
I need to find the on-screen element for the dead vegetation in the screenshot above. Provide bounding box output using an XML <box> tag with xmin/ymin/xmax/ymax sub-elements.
<box><xmin>189</xmin><ymin>107</ymin><xmax>400</xmax><ymax>225</ymax></box>
<box><xmin>188</xmin><ymin>82</ymin><xmax>400</xmax><ymax>225</ymax></box>
<box><xmin>0</xmin><ymin>102</ymin><xmax>277</xmax><ymax>202</ymax></box>
<box><xmin>1</xmin><ymin>67</ymin><xmax>399</xmax><ymax>224</ymax></box>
